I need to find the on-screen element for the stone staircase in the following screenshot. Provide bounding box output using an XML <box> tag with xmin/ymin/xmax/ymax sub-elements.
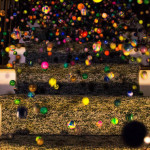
<box><xmin>0</xmin><ymin>41</ymin><xmax>149</xmax><ymax>149</ymax></box>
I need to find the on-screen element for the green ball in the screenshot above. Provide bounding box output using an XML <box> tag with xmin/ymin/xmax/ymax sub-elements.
<box><xmin>64</xmin><ymin>63</ymin><xmax>68</xmax><ymax>68</ymax></box>
<box><xmin>14</xmin><ymin>99</ymin><xmax>20</xmax><ymax>104</ymax></box>
<box><xmin>126</xmin><ymin>114</ymin><xmax>133</xmax><ymax>121</ymax></box>
<box><xmin>114</xmin><ymin>99</ymin><xmax>121</xmax><ymax>106</ymax></box>
<box><xmin>96</xmin><ymin>13</ymin><xmax>100</xmax><ymax>17</ymax></box>
<box><xmin>36</xmin><ymin>136</ymin><xmax>42</xmax><ymax>142</ymax></box>
<box><xmin>104</xmin><ymin>66</ymin><xmax>110</xmax><ymax>73</ymax></box>
<box><xmin>96</xmin><ymin>53</ymin><xmax>100</xmax><ymax>57</ymax></box>
<box><xmin>82</xmin><ymin>73</ymin><xmax>88</xmax><ymax>79</ymax></box>
<box><xmin>10</xmin><ymin>80</ymin><xmax>16</xmax><ymax>86</ymax></box>
<box><xmin>23</xmin><ymin>52</ymin><xmax>28</xmax><ymax>57</ymax></box>
<box><xmin>32</xmin><ymin>27</ymin><xmax>35</xmax><ymax>31</ymax></box>
<box><xmin>3</xmin><ymin>32</ymin><xmax>7</xmax><ymax>36</ymax></box>
<box><xmin>40</xmin><ymin>107</ymin><xmax>48</xmax><ymax>114</ymax></box>
<box><xmin>13</xmin><ymin>51</ymin><xmax>17</xmax><ymax>55</ymax></box>
<box><xmin>121</xmin><ymin>55</ymin><xmax>125</xmax><ymax>60</ymax></box>
<box><xmin>111</xmin><ymin>118</ymin><xmax>118</xmax><ymax>125</ymax></box>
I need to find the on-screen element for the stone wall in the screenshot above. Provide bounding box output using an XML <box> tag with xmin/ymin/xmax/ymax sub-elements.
<box><xmin>0</xmin><ymin>95</ymin><xmax>149</xmax><ymax>136</ymax></box>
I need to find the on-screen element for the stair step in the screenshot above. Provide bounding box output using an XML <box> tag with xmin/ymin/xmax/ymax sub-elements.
<box><xmin>14</xmin><ymin>63</ymin><xmax>140</xmax><ymax>95</ymax></box>
<box><xmin>25</xmin><ymin>42</ymin><xmax>129</xmax><ymax>64</ymax></box>
<box><xmin>0</xmin><ymin>95</ymin><xmax>149</xmax><ymax>136</ymax></box>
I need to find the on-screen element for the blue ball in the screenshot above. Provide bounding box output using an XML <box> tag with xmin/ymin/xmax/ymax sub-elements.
<box><xmin>61</xmin><ymin>32</ymin><xmax>65</xmax><ymax>36</ymax></box>
<box><xmin>104</xmin><ymin>76</ymin><xmax>109</xmax><ymax>82</ymax></box>
<box><xmin>75</xmin><ymin>57</ymin><xmax>79</xmax><ymax>61</ymax></box>
<box><xmin>127</xmin><ymin>91</ymin><xmax>133</xmax><ymax>97</ymax></box>
<box><xmin>28</xmin><ymin>92</ymin><xmax>35</xmax><ymax>98</ymax></box>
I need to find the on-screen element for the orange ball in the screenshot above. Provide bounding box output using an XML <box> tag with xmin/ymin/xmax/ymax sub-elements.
<box><xmin>97</xmin><ymin>28</ymin><xmax>102</xmax><ymax>34</ymax></box>
<box><xmin>37</xmin><ymin>138</ymin><xmax>44</xmax><ymax>146</ymax></box>
<box><xmin>51</xmin><ymin>1</ymin><xmax>55</xmax><ymax>5</ymax></box>
<box><xmin>77</xmin><ymin>3</ymin><xmax>85</xmax><ymax>11</ymax></box>
<box><xmin>72</xmin><ymin>16</ymin><xmax>76</xmax><ymax>21</ymax></box>
<box><xmin>100</xmin><ymin>33</ymin><xmax>103</xmax><ymax>38</ymax></box>
<box><xmin>118</xmin><ymin>44</ymin><xmax>123</xmax><ymax>50</ymax></box>
<box><xmin>24</xmin><ymin>32</ymin><xmax>28</xmax><ymax>36</ymax></box>
<box><xmin>115</xmin><ymin>47</ymin><xmax>119</xmax><ymax>51</ymax></box>
<box><xmin>48</xmin><ymin>51</ymin><xmax>52</xmax><ymax>56</ymax></box>
<box><xmin>104</xmin><ymin>50</ymin><xmax>109</xmax><ymax>56</ymax></box>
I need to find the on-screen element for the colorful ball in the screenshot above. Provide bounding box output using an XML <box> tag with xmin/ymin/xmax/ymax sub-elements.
<box><xmin>67</xmin><ymin>120</ymin><xmax>76</xmax><ymax>129</ymax></box>
<box><xmin>111</xmin><ymin>118</ymin><xmax>118</xmax><ymax>125</ymax></box>
<box><xmin>107</xmin><ymin>72</ymin><xmax>114</xmax><ymax>79</ymax></box>
<box><xmin>141</xmin><ymin>71</ymin><xmax>148</xmax><ymax>80</ymax></box>
<box><xmin>42</xmin><ymin>5</ymin><xmax>50</xmax><ymax>14</ymax></box>
<box><xmin>96</xmin><ymin>121</ymin><xmax>103</xmax><ymax>128</ymax></box>
<box><xmin>36</xmin><ymin>136</ymin><xmax>42</xmax><ymax>142</ymax></box>
<box><xmin>127</xmin><ymin>91</ymin><xmax>133</xmax><ymax>97</ymax></box>
<box><xmin>27</xmin><ymin>92</ymin><xmax>35</xmax><ymax>98</ymax></box>
<box><xmin>41</xmin><ymin>62</ymin><xmax>49</xmax><ymax>69</ymax></box>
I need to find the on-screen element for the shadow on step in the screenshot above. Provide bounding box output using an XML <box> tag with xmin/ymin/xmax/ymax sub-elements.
<box><xmin>1</xmin><ymin>134</ymin><xmax>128</xmax><ymax>148</ymax></box>
<box><xmin>15</xmin><ymin>82</ymin><xmax>140</xmax><ymax>96</ymax></box>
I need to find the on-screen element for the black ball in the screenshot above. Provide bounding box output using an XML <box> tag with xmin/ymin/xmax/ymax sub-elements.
<box><xmin>122</xmin><ymin>121</ymin><xmax>147</xmax><ymax>148</ymax></box>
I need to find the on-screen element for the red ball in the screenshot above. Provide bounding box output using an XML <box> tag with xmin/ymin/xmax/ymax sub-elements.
<box><xmin>70</xmin><ymin>61</ymin><xmax>75</xmax><ymax>66</ymax></box>
<box><xmin>82</xmin><ymin>31</ymin><xmax>88</xmax><ymax>38</ymax></box>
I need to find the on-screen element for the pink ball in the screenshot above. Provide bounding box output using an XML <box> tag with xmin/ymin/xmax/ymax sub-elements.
<box><xmin>140</xmin><ymin>47</ymin><xmax>148</xmax><ymax>54</ymax></box>
<box><xmin>96</xmin><ymin>121</ymin><xmax>103</xmax><ymax>128</ymax></box>
<box><xmin>63</xmin><ymin>39</ymin><xmax>66</xmax><ymax>43</ymax></box>
<box><xmin>75</xmin><ymin>38</ymin><xmax>79</xmax><ymax>41</ymax></box>
<box><xmin>41</xmin><ymin>62</ymin><xmax>49</xmax><ymax>69</ymax></box>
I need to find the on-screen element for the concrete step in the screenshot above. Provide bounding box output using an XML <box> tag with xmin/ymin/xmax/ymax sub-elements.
<box><xmin>0</xmin><ymin>95</ymin><xmax>149</xmax><ymax>136</ymax></box>
<box><xmin>14</xmin><ymin>63</ymin><xmax>140</xmax><ymax>95</ymax></box>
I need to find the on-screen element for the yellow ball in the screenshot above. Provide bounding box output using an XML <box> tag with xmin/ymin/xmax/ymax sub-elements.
<box><xmin>119</xmin><ymin>35</ymin><xmax>124</xmax><ymax>41</ymax></box>
<box><xmin>77</xmin><ymin>17</ymin><xmax>81</xmax><ymax>21</ymax></box>
<box><xmin>110</xmin><ymin>43</ymin><xmax>116</xmax><ymax>49</ymax></box>
<box><xmin>93</xmin><ymin>0</ymin><xmax>103</xmax><ymax>3</ymax></box>
<box><xmin>136</xmin><ymin>57</ymin><xmax>142</xmax><ymax>63</ymax></box>
<box><xmin>82</xmin><ymin>97</ymin><xmax>89</xmax><ymax>105</ymax></box>
<box><xmin>60</xmin><ymin>0</ymin><xmax>64</xmax><ymax>2</ymax></box>
<box><xmin>94</xmin><ymin>28</ymin><xmax>98</xmax><ymax>32</ymax></box>
<box><xmin>139</xmin><ymin>20</ymin><xmax>143</xmax><ymax>24</ymax></box>
<box><xmin>132</xmin><ymin>85</ymin><xmax>137</xmax><ymax>90</ymax></box>
<box><xmin>85</xmin><ymin>59</ymin><xmax>91</xmax><ymax>66</ymax></box>
<box><xmin>145</xmin><ymin>51</ymin><xmax>150</xmax><ymax>56</ymax></box>
<box><xmin>94</xmin><ymin>19</ymin><xmax>98</xmax><ymax>23</ymax></box>
<box><xmin>54</xmin><ymin>84</ymin><xmax>59</xmax><ymax>90</ymax></box>
<box><xmin>49</xmin><ymin>78</ymin><xmax>57</xmax><ymax>87</ymax></box>
<box><xmin>5</xmin><ymin>47</ymin><xmax>10</xmax><ymax>52</ymax></box>
<box><xmin>123</xmin><ymin>51</ymin><xmax>130</xmax><ymax>56</ymax></box>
